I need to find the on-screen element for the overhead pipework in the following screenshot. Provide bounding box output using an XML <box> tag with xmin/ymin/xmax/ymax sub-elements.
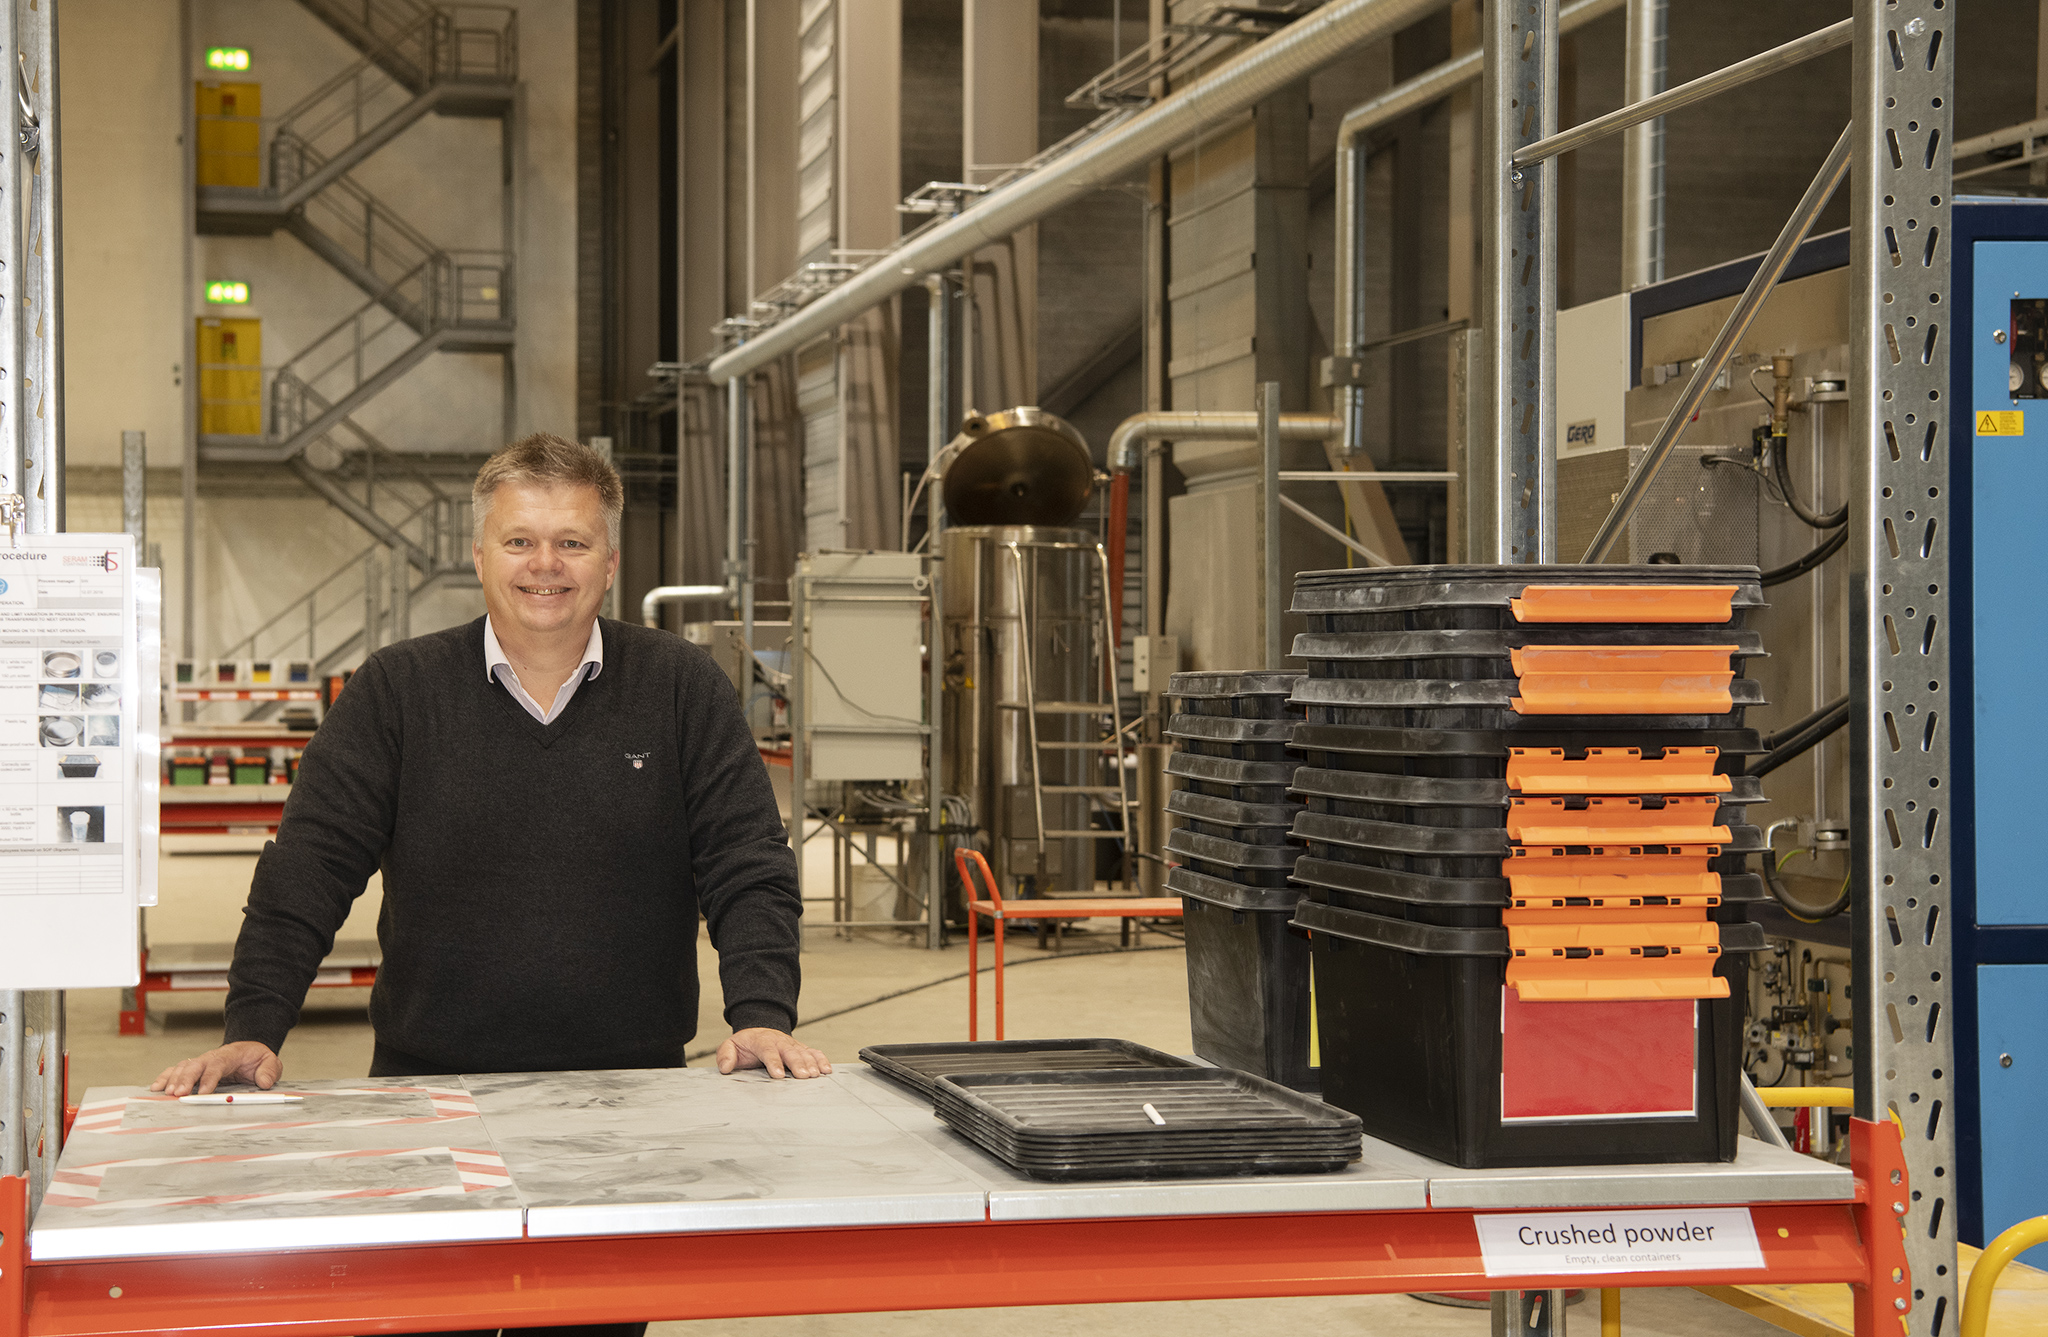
<box><xmin>705</xmin><ymin>0</ymin><xmax>1461</xmax><ymax>386</ymax></box>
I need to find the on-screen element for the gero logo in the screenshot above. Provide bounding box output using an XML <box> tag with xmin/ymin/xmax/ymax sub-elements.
<box><xmin>1564</xmin><ymin>420</ymin><xmax>1597</xmax><ymax>448</ymax></box>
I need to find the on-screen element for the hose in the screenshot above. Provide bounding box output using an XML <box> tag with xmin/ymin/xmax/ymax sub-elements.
<box><xmin>1771</xmin><ymin>433</ymin><xmax>1847</xmax><ymax>529</ymax></box>
<box><xmin>1760</xmin><ymin>525</ymin><xmax>1847</xmax><ymax>587</ymax></box>
<box><xmin>1749</xmin><ymin>698</ymin><xmax>1850</xmax><ymax>778</ymax></box>
<box><xmin>1764</xmin><ymin>694</ymin><xmax>1851</xmax><ymax>752</ymax></box>
<box><xmin>1763</xmin><ymin>843</ymin><xmax>1852</xmax><ymax>921</ymax></box>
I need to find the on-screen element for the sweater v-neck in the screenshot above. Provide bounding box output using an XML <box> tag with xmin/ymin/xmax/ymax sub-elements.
<box><xmin>477</xmin><ymin>618</ymin><xmax>609</xmax><ymax>748</ymax></box>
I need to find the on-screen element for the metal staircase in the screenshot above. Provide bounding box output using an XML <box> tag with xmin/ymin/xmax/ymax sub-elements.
<box><xmin>193</xmin><ymin>0</ymin><xmax>516</xmax><ymax>647</ymax></box>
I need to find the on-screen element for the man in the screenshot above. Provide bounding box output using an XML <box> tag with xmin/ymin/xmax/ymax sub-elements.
<box><xmin>154</xmin><ymin>433</ymin><xmax>828</xmax><ymax>1096</ymax></box>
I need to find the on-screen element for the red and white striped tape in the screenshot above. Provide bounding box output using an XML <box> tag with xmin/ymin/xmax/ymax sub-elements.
<box><xmin>44</xmin><ymin>1145</ymin><xmax>511</xmax><ymax>1210</ymax></box>
<box><xmin>71</xmin><ymin>1086</ymin><xmax>479</xmax><ymax>1136</ymax></box>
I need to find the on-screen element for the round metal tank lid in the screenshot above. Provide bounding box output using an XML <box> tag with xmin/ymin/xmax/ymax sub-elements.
<box><xmin>941</xmin><ymin>406</ymin><xmax>1095</xmax><ymax>526</ymax></box>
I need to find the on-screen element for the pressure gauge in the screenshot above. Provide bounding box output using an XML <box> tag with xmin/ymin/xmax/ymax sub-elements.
<box><xmin>2012</xmin><ymin>362</ymin><xmax>2025</xmax><ymax>393</ymax></box>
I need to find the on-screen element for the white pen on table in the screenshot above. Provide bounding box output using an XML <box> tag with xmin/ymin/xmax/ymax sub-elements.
<box><xmin>177</xmin><ymin>1093</ymin><xmax>304</xmax><ymax>1105</ymax></box>
<box><xmin>1143</xmin><ymin>1102</ymin><xmax>1166</xmax><ymax>1126</ymax></box>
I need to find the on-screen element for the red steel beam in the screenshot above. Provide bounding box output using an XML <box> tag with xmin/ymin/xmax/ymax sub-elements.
<box><xmin>15</xmin><ymin>1202</ymin><xmax>1870</xmax><ymax>1337</ymax></box>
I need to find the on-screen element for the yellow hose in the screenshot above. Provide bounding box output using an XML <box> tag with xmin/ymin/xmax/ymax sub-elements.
<box><xmin>1753</xmin><ymin>1086</ymin><xmax>1854</xmax><ymax>1108</ymax></box>
<box><xmin>1962</xmin><ymin>1215</ymin><xmax>2048</xmax><ymax>1337</ymax></box>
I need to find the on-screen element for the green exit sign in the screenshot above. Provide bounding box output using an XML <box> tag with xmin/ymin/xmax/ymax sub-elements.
<box><xmin>206</xmin><ymin>280</ymin><xmax>249</xmax><ymax>304</ymax></box>
<box><xmin>205</xmin><ymin>47</ymin><xmax>250</xmax><ymax>72</ymax></box>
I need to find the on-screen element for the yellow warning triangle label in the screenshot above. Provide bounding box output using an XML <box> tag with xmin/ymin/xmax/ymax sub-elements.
<box><xmin>1978</xmin><ymin>410</ymin><xmax>2026</xmax><ymax>436</ymax></box>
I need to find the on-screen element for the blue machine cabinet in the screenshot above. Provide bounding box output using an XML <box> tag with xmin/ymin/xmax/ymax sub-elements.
<box><xmin>1624</xmin><ymin>201</ymin><xmax>2048</xmax><ymax>1256</ymax></box>
<box><xmin>1954</xmin><ymin>201</ymin><xmax>2048</xmax><ymax>1260</ymax></box>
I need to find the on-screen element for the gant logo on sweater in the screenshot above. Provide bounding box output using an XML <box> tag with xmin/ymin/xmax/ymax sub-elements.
<box><xmin>626</xmin><ymin>751</ymin><xmax>651</xmax><ymax>770</ymax></box>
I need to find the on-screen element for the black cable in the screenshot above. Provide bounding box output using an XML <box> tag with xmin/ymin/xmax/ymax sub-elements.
<box><xmin>1772</xmin><ymin>434</ymin><xmax>1848</xmax><ymax>529</ymax></box>
<box><xmin>1764</xmin><ymin>694</ymin><xmax>1851</xmax><ymax>751</ymax></box>
<box><xmin>1748</xmin><ymin>700</ymin><xmax>1851</xmax><ymax>778</ymax></box>
<box><xmin>1761</xmin><ymin>526</ymin><xmax>1848</xmax><ymax>587</ymax></box>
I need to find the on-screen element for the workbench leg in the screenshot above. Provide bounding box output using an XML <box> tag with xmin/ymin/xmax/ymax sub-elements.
<box><xmin>1493</xmin><ymin>1289</ymin><xmax>1570</xmax><ymax>1335</ymax></box>
<box><xmin>2</xmin><ymin>1173</ymin><xmax>26</xmax><ymax>1337</ymax></box>
<box><xmin>1850</xmin><ymin>1116</ymin><xmax>1915</xmax><ymax>1335</ymax></box>
<box><xmin>1601</xmin><ymin>1288</ymin><xmax>1620</xmax><ymax>1336</ymax></box>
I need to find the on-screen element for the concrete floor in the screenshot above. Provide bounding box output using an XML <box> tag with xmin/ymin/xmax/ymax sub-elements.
<box><xmin>56</xmin><ymin>841</ymin><xmax>1796</xmax><ymax>1337</ymax></box>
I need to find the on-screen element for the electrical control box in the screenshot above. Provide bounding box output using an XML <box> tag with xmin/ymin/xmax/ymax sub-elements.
<box><xmin>1954</xmin><ymin>206</ymin><xmax>2048</xmax><ymax>1264</ymax></box>
<box><xmin>1131</xmin><ymin>634</ymin><xmax>1180</xmax><ymax>693</ymax></box>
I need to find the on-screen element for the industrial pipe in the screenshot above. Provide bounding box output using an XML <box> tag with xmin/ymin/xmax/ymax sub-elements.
<box><xmin>1513</xmin><ymin>19</ymin><xmax>1851</xmax><ymax>169</ymax></box>
<box><xmin>1328</xmin><ymin>0</ymin><xmax>1624</xmax><ymax>459</ymax></box>
<box><xmin>1107</xmin><ymin>410</ymin><xmax>1340</xmax><ymax>476</ymax></box>
<box><xmin>1581</xmin><ymin>122</ymin><xmax>1852</xmax><ymax>562</ymax></box>
<box><xmin>707</xmin><ymin>0</ymin><xmax>1459</xmax><ymax>386</ymax></box>
<box><xmin>640</xmin><ymin>585</ymin><xmax>728</xmax><ymax>629</ymax></box>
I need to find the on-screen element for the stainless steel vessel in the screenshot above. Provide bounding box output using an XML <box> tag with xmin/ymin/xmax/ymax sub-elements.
<box><xmin>941</xmin><ymin>524</ymin><xmax>1111</xmax><ymax>896</ymax></box>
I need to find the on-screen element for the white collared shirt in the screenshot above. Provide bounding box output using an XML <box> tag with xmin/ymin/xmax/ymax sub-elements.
<box><xmin>483</xmin><ymin>617</ymin><xmax>604</xmax><ymax>725</ymax></box>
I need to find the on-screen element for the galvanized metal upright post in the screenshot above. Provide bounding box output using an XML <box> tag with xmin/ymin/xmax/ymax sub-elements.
<box><xmin>924</xmin><ymin>273</ymin><xmax>948</xmax><ymax>950</ymax></box>
<box><xmin>20</xmin><ymin>0</ymin><xmax>57</xmax><ymax>533</ymax></box>
<box><xmin>7</xmin><ymin>0</ymin><xmax>61</xmax><ymax>1218</ymax></box>
<box><xmin>1256</xmin><ymin>382</ymin><xmax>1283</xmax><ymax>668</ymax></box>
<box><xmin>1621</xmin><ymin>0</ymin><xmax>1667</xmax><ymax>290</ymax></box>
<box><xmin>1478</xmin><ymin>0</ymin><xmax>1558</xmax><ymax>564</ymax></box>
<box><xmin>1850</xmin><ymin>1</ymin><xmax>1957</xmax><ymax>1331</ymax></box>
<box><xmin>121</xmin><ymin>431</ymin><xmax>146</xmax><ymax>550</ymax></box>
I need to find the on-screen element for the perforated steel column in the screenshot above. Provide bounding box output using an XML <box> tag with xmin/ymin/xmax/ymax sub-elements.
<box><xmin>1850</xmin><ymin>0</ymin><xmax>1957</xmax><ymax>1331</ymax></box>
<box><xmin>1478</xmin><ymin>0</ymin><xmax>1557</xmax><ymax>564</ymax></box>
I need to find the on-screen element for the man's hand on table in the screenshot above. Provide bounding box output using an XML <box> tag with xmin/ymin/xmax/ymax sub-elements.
<box><xmin>149</xmin><ymin>1041</ymin><xmax>282</xmax><ymax>1096</ymax></box>
<box><xmin>717</xmin><ymin>1028</ymin><xmax>832</xmax><ymax>1079</ymax></box>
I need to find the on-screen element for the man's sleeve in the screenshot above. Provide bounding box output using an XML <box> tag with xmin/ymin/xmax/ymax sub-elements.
<box><xmin>682</xmin><ymin>654</ymin><xmax>803</xmax><ymax>1034</ymax></box>
<box><xmin>223</xmin><ymin>656</ymin><xmax>403</xmax><ymax>1053</ymax></box>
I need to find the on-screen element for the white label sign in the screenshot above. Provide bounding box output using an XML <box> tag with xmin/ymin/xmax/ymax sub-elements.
<box><xmin>1474</xmin><ymin>1207</ymin><xmax>1765</xmax><ymax>1277</ymax></box>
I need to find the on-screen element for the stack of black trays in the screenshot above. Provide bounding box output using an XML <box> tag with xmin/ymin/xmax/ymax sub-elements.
<box><xmin>1283</xmin><ymin>565</ymin><xmax>1771</xmax><ymax>1168</ymax></box>
<box><xmin>928</xmin><ymin>1067</ymin><xmax>1362</xmax><ymax>1181</ymax></box>
<box><xmin>1164</xmin><ymin>671</ymin><xmax>1313</xmax><ymax>1089</ymax></box>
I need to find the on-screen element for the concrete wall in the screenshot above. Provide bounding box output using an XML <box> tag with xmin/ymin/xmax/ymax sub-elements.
<box><xmin>59</xmin><ymin>0</ymin><xmax>188</xmax><ymax>474</ymax></box>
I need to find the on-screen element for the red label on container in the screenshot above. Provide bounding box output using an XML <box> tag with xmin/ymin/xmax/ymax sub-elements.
<box><xmin>1500</xmin><ymin>992</ymin><xmax>1697</xmax><ymax>1122</ymax></box>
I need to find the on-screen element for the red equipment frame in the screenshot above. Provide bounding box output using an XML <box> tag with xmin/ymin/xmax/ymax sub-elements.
<box><xmin>958</xmin><ymin>848</ymin><xmax>1184</xmax><ymax>1041</ymax></box>
<box><xmin>0</xmin><ymin>1118</ymin><xmax>1913</xmax><ymax>1337</ymax></box>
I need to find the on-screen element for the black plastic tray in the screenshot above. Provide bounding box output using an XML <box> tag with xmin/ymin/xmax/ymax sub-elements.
<box><xmin>1169</xmin><ymin>671</ymin><xmax>1303</xmax><ymax>698</ymax></box>
<box><xmin>1167</xmin><ymin>789</ymin><xmax>1301</xmax><ymax>830</ymax></box>
<box><xmin>1291</xmin><ymin>675</ymin><xmax>1766</xmax><ymax>711</ymax></box>
<box><xmin>859</xmin><ymin>1039</ymin><xmax>1195</xmax><ymax>1100</ymax></box>
<box><xmin>1290</xmin><ymin>627</ymin><xmax>1766</xmax><ymax>660</ymax></box>
<box><xmin>1290</xmin><ymin>856</ymin><xmax>1507</xmax><ymax>907</ymax></box>
<box><xmin>1287</xmin><ymin>723</ymin><xmax>1765</xmax><ymax>759</ymax></box>
<box><xmin>1168</xmin><ymin>714</ymin><xmax>1298</xmax><ymax>743</ymax></box>
<box><xmin>1166</xmin><ymin>826</ymin><xmax>1302</xmax><ymax>871</ymax></box>
<box><xmin>1169</xmin><ymin>863</ymin><xmax>1305</xmax><ymax>913</ymax></box>
<box><xmin>929</xmin><ymin>1068</ymin><xmax>1361</xmax><ymax>1180</ymax></box>
<box><xmin>1289</xmin><ymin>563</ymin><xmax>1766</xmax><ymax>612</ymax></box>
<box><xmin>1166</xmin><ymin>752</ymin><xmax>1296</xmax><ymax>787</ymax></box>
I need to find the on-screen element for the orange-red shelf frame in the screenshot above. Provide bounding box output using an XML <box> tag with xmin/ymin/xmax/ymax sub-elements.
<box><xmin>0</xmin><ymin>1120</ymin><xmax>1914</xmax><ymax>1337</ymax></box>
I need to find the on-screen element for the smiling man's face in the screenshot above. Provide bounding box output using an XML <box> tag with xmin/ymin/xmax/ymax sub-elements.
<box><xmin>472</xmin><ymin>480</ymin><xmax>618</xmax><ymax>643</ymax></box>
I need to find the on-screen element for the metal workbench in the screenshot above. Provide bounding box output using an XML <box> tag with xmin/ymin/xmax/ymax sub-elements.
<box><xmin>1</xmin><ymin>1065</ymin><xmax>1905</xmax><ymax>1337</ymax></box>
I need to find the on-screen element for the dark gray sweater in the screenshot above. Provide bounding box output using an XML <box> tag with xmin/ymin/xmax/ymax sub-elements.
<box><xmin>223</xmin><ymin>617</ymin><xmax>802</xmax><ymax>1071</ymax></box>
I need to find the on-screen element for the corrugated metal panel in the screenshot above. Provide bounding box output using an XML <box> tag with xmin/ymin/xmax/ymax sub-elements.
<box><xmin>1169</xmin><ymin>116</ymin><xmax>1258</xmax><ymax>412</ymax></box>
<box><xmin>798</xmin><ymin>339</ymin><xmax>840</xmax><ymax>551</ymax></box>
<box><xmin>796</xmin><ymin>0</ymin><xmax>836</xmax><ymax>264</ymax></box>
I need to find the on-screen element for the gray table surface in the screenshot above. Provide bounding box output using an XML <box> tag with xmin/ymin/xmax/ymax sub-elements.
<box><xmin>30</xmin><ymin>1064</ymin><xmax>1857</xmax><ymax>1261</ymax></box>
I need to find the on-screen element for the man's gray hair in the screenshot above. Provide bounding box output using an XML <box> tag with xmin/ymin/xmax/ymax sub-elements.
<box><xmin>472</xmin><ymin>433</ymin><xmax>624</xmax><ymax>550</ymax></box>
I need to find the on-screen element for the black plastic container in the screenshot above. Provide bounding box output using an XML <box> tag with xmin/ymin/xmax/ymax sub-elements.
<box><xmin>1170</xmin><ymin>671</ymin><xmax>1305</xmax><ymax>721</ymax></box>
<box><xmin>1289</xmin><ymin>564</ymin><xmax>1766</xmax><ymax>636</ymax></box>
<box><xmin>1295</xmin><ymin>897</ymin><xmax>1764</xmax><ymax>1167</ymax></box>
<box><xmin>1172</xmin><ymin>865</ymin><xmax>1314</xmax><ymax>1091</ymax></box>
<box><xmin>1165</xmin><ymin>713</ymin><xmax>1297</xmax><ymax>763</ymax></box>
